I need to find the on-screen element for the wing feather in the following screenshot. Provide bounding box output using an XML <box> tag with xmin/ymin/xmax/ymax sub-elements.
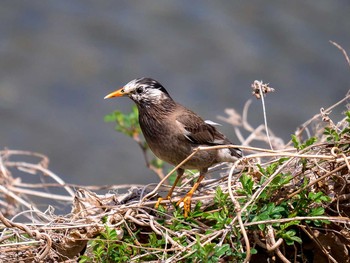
<box><xmin>175</xmin><ymin>109</ymin><xmax>242</xmax><ymax>158</ymax></box>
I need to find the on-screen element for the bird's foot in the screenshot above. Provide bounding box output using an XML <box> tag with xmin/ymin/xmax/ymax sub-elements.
<box><xmin>176</xmin><ymin>194</ymin><xmax>193</xmax><ymax>218</ymax></box>
<box><xmin>156</xmin><ymin>193</ymin><xmax>193</xmax><ymax>218</ymax></box>
<box><xmin>155</xmin><ymin>196</ymin><xmax>170</xmax><ymax>209</ymax></box>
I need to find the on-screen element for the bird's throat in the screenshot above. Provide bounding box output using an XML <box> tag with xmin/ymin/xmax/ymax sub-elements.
<box><xmin>137</xmin><ymin>97</ymin><xmax>176</xmax><ymax>116</ymax></box>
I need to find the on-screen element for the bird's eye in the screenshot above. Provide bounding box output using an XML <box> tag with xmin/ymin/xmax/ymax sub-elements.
<box><xmin>136</xmin><ymin>86</ymin><xmax>144</xmax><ymax>94</ymax></box>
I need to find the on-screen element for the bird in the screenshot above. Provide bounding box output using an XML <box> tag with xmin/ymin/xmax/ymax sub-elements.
<box><xmin>104</xmin><ymin>77</ymin><xmax>242</xmax><ymax>217</ymax></box>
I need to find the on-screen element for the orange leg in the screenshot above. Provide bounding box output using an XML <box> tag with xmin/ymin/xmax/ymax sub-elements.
<box><xmin>177</xmin><ymin>173</ymin><xmax>205</xmax><ymax>218</ymax></box>
<box><xmin>155</xmin><ymin>169</ymin><xmax>184</xmax><ymax>209</ymax></box>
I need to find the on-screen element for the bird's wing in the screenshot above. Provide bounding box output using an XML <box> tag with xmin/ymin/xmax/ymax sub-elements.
<box><xmin>176</xmin><ymin>111</ymin><xmax>228</xmax><ymax>145</ymax></box>
<box><xmin>175</xmin><ymin>109</ymin><xmax>242</xmax><ymax>158</ymax></box>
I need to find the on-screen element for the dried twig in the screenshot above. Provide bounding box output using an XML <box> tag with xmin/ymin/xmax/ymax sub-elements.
<box><xmin>330</xmin><ymin>41</ymin><xmax>350</xmax><ymax>68</ymax></box>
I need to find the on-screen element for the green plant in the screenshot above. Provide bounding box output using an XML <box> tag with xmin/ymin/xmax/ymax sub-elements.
<box><xmin>291</xmin><ymin>135</ymin><xmax>317</xmax><ymax>151</ymax></box>
<box><xmin>278</xmin><ymin>229</ymin><xmax>302</xmax><ymax>246</ymax></box>
<box><xmin>104</xmin><ymin>105</ymin><xmax>141</xmax><ymax>139</ymax></box>
<box><xmin>239</xmin><ymin>173</ymin><xmax>254</xmax><ymax>196</ymax></box>
<box><xmin>98</xmin><ymin>106</ymin><xmax>346</xmax><ymax>262</ymax></box>
<box><xmin>188</xmin><ymin>238</ymin><xmax>234</xmax><ymax>263</ymax></box>
<box><xmin>203</xmin><ymin>187</ymin><xmax>234</xmax><ymax>229</ymax></box>
<box><xmin>252</xmin><ymin>203</ymin><xmax>285</xmax><ymax>231</ymax></box>
<box><xmin>79</xmin><ymin>225</ymin><xmax>132</xmax><ymax>263</ymax></box>
<box><xmin>323</xmin><ymin>111</ymin><xmax>350</xmax><ymax>144</ymax></box>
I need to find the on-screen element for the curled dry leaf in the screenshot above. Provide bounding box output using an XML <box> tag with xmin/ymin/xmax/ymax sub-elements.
<box><xmin>251</xmin><ymin>80</ymin><xmax>275</xmax><ymax>99</ymax></box>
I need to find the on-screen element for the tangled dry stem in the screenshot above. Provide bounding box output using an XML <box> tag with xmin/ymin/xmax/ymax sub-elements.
<box><xmin>1</xmin><ymin>90</ymin><xmax>350</xmax><ymax>262</ymax></box>
<box><xmin>1</xmin><ymin>42</ymin><xmax>350</xmax><ymax>262</ymax></box>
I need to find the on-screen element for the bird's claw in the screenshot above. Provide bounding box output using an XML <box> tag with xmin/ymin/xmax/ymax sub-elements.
<box><xmin>155</xmin><ymin>196</ymin><xmax>171</xmax><ymax>209</ymax></box>
<box><xmin>156</xmin><ymin>195</ymin><xmax>192</xmax><ymax>217</ymax></box>
<box><xmin>176</xmin><ymin>195</ymin><xmax>192</xmax><ymax>218</ymax></box>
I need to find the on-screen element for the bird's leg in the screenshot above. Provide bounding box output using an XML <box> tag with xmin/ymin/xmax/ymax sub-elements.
<box><xmin>177</xmin><ymin>171</ymin><xmax>206</xmax><ymax>218</ymax></box>
<box><xmin>155</xmin><ymin>168</ymin><xmax>184</xmax><ymax>209</ymax></box>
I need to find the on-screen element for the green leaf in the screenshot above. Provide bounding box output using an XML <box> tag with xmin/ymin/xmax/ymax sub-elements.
<box><xmin>104</xmin><ymin>105</ymin><xmax>141</xmax><ymax>138</ymax></box>
<box><xmin>291</xmin><ymin>135</ymin><xmax>300</xmax><ymax>149</ymax></box>
<box><xmin>346</xmin><ymin>111</ymin><xmax>350</xmax><ymax>122</ymax></box>
<box><xmin>215</xmin><ymin>244</ymin><xmax>231</xmax><ymax>258</ymax></box>
<box><xmin>291</xmin><ymin>135</ymin><xmax>316</xmax><ymax>150</ymax></box>
<box><xmin>288</xmin><ymin>235</ymin><xmax>302</xmax><ymax>245</ymax></box>
<box><xmin>250</xmin><ymin>248</ymin><xmax>258</xmax><ymax>254</ymax></box>
<box><xmin>239</xmin><ymin>173</ymin><xmax>254</xmax><ymax>195</ymax></box>
<box><xmin>280</xmin><ymin>220</ymin><xmax>301</xmax><ymax>230</ymax></box>
<box><xmin>310</xmin><ymin>207</ymin><xmax>325</xmax><ymax>216</ymax></box>
<box><xmin>324</xmin><ymin>127</ymin><xmax>340</xmax><ymax>142</ymax></box>
<box><xmin>308</xmin><ymin>191</ymin><xmax>331</xmax><ymax>203</ymax></box>
<box><xmin>79</xmin><ymin>256</ymin><xmax>90</xmax><ymax>263</ymax></box>
<box><xmin>304</xmin><ymin>137</ymin><xmax>317</xmax><ymax>147</ymax></box>
<box><xmin>280</xmin><ymin>229</ymin><xmax>302</xmax><ymax>246</ymax></box>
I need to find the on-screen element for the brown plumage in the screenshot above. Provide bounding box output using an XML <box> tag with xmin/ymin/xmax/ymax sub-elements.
<box><xmin>105</xmin><ymin>77</ymin><xmax>242</xmax><ymax>217</ymax></box>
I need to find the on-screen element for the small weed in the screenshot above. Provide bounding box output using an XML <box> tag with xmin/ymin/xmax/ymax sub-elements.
<box><xmin>79</xmin><ymin>225</ymin><xmax>132</xmax><ymax>263</ymax></box>
<box><xmin>188</xmin><ymin>237</ymin><xmax>234</xmax><ymax>263</ymax></box>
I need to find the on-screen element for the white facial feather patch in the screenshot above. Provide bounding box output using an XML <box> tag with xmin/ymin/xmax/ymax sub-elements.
<box><xmin>146</xmin><ymin>88</ymin><xmax>164</xmax><ymax>99</ymax></box>
<box><xmin>123</xmin><ymin>79</ymin><xmax>167</xmax><ymax>104</ymax></box>
<box><xmin>123</xmin><ymin>79</ymin><xmax>139</xmax><ymax>93</ymax></box>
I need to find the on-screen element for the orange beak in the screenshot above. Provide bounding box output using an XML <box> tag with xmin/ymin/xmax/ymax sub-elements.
<box><xmin>104</xmin><ymin>87</ymin><xmax>127</xmax><ymax>99</ymax></box>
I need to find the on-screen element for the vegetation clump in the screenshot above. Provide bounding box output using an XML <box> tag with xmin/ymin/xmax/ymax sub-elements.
<box><xmin>1</xmin><ymin>44</ymin><xmax>350</xmax><ymax>262</ymax></box>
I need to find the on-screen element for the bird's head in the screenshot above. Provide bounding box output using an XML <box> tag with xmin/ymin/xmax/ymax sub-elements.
<box><xmin>104</xmin><ymin>78</ymin><xmax>172</xmax><ymax>106</ymax></box>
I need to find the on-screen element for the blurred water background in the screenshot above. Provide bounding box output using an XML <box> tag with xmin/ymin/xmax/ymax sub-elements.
<box><xmin>0</xmin><ymin>1</ymin><xmax>349</xmax><ymax>186</ymax></box>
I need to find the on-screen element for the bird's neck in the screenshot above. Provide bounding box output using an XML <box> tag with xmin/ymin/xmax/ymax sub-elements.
<box><xmin>137</xmin><ymin>97</ymin><xmax>177</xmax><ymax>141</ymax></box>
<box><xmin>138</xmin><ymin>97</ymin><xmax>177</xmax><ymax>119</ymax></box>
